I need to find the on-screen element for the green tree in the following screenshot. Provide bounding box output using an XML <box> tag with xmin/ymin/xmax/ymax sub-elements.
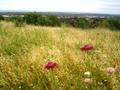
<box><xmin>47</xmin><ymin>15</ymin><xmax>61</xmax><ymax>26</ymax></box>
<box><xmin>24</xmin><ymin>12</ymin><xmax>40</xmax><ymax>25</ymax></box>
<box><xmin>74</xmin><ymin>18</ymin><xmax>89</xmax><ymax>29</ymax></box>
<box><xmin>14</xmin><ymin>16</ymin><xmax>24</xmax><ymax>27</ymax></box>
<box><xmin>107</xmin><ymin>17</ymin><xmax>120</xmax><ymax>30</ymax></box>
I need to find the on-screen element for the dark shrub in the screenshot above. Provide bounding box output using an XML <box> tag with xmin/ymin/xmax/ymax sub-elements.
<box><xmin>88</xmin><ymin>18</ymin><xmax>104</xmax><ymax>28</ymax></box>
<box><xmin>0</xmin><ymin>15</ymin><xmax>4</xmax><ymax>20</ymax></box>
<box><xmin>24</xmin><ymin>12</ymin><xmax>40</xmax><ymax>25</ymax></box>
<box><xmin>73</xmin><ymin>18</ymin><xmax>89</xmax><ymax>29</ymax></box>
<box><xmin>107</xmin><ymin>17</ymin><xmax>120</xmax><ymax>30</ymax></box>
<box><xmin>14</xmin><ymin>16</ymin><xmax>24</xmax><ymax>27</ymax></box>
<box><xmin>47</xmin><ymin>15</ymin><xmax>61</xmax><ymax>26</ymax></box>
<box><xmin>24</xmin><ymin>12</ymin><xmax>61</xmax><ymax>26</ymax></box>
<box><xmin>38</xmin><ymin>16</ymin><xmax>47</xmax><ymax>25</ymax></box>
<box><xmin>60</xmin><ymin>18</ymin><xmax>74</xmax><ymax>27</ymax></box>
<box><xmin>99</xmin><ymin>19</ymin><xmax>110</xmax><ymax>28</ymax></box>
<box><xmin>38</xmin><ymin>16</ymin><xmax>51</xmax><ymax>26</ymax></box>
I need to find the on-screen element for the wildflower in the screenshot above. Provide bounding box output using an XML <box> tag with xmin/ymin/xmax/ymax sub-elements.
<box><xmin>84</xmin><ymin>71</ymin><xmax>91</xmax><ymax>77</ymax></box>
<box><xmin>44</xmin><ymin>61</ymin><xmax>58</xmax><ymax>70</ymax></box>
<box><xmin>80</xmin><ymin>44</ymin><xmax>94</xmax><ymax>51</ymax></box>
<box><xmin>84</xmin><ymin>78</ymin><xmax>92</xmax><ymax>84</ymax></box>
<box><xmin>106</xmin><ymin>67</ymin><xmax>115</xmax><ymax>74</ymax></box>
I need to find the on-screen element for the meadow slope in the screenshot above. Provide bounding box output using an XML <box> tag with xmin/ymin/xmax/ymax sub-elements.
<box><xmin>0</xmin><ymin>21</ymin><xmax>120</xmax><ymax>90</ymax></box>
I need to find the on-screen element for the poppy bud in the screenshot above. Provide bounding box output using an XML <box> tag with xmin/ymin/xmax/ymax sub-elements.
<box><xmin>44</xmin><ymin>61</ymin><xmax>58</xmax><ymax>70</ymax></box>
<box><xmin>80</xmin><ymin>44</ymin><xmax>94</xmax><ymax>51</ymax></box>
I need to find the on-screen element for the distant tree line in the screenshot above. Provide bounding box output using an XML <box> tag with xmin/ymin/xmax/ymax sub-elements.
<box><xmin>0</xmin><ymin>12</ymin><xmax>120</xmax><ymax>30</ymax></box>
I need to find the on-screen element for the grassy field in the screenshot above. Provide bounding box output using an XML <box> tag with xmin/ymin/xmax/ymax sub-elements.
<box><xmin>0</xmin><ymin>21</ymin><xmax>120</xmax><ymax>90</ymax></box>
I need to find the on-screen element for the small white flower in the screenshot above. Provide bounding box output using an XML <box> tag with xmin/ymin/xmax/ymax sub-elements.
<box><xmin>106</xmin><ymin>67</ymin><xmax>115</xmax><ymax>74</ymax></box>
<box><xmin>84</xmin><ymin>78</ymin><xmax>92</xmax><ymax>84</ymax></box>
<box><xmin>84</xmin><ymin>71</ymin><xmax>91</xmax><ymax>77</ymax></box>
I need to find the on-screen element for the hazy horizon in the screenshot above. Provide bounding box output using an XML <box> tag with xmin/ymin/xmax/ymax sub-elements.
<box><xmin>0</xmin><ymin>0</ymin><xmax>120</xmax><ymax>15</ymax></box>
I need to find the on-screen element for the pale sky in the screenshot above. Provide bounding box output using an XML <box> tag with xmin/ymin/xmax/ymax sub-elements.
<box><xmin>0</xmin><ymin>0</ymin><xmax>120</xmax><ymax>14</ymax></box>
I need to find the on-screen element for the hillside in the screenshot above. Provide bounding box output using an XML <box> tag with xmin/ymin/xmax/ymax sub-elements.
<box><xmin>0</xmin><ymin>21</ymin><xmax>120</xmax><ymax>90</ymax></box>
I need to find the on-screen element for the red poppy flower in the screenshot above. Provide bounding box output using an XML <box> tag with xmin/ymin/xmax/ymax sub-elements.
<box><xmin>44</xmin><ymin>61</ymin><xmax>58</xmax><ymax>70</ymax></box>
<box><xmin>80</xmin><ymin>44</ymin><xmax>94</xmax><ymax>51</ymax></box>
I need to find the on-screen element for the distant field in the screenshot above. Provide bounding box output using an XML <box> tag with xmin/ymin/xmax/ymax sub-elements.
<box><xmin>0</xmin><ymin>21</ymin><xmax>120</xmax><ymax>90</ymax></box>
